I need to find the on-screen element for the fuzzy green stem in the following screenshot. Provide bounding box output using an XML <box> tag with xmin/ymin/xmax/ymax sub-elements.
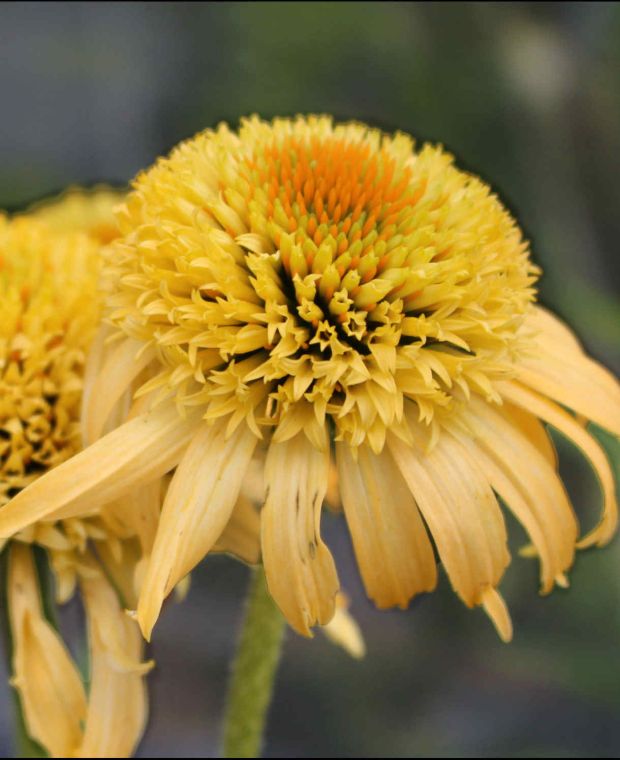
<box><xmin>222</xmin><ymin>565</ymin><xmax>286</xmax><ymax>758</ymax></box>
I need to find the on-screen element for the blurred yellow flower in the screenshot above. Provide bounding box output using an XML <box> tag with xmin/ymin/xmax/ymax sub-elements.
<box><xmin>25</xmin><ymin>185</ymin><xmax>125</xmax><ymax>244</ymax></box>
<box><xmin>0</xmin><ymin>213</ymin><xmax>151</xmax><ymax>758</ymax></box>
<box><xmin>2</xmin><ymin>116</ymin><xmax>618</xmax><ymax>647</ymax></box>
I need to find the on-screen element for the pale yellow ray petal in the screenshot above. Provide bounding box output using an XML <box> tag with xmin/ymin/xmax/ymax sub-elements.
<box><xmin>481</xmin><ymin>587</ymin><xmax>513</xmax><ymax>643</ymax></box>
<box><xmin>95</xmin><ymin>538</ymin><xmax>142</xmax><ymax>610</ymax></box>
<box><xmin>8</xmin><ymin>544</ymin><xmax>87</xmax><ymax>758</ymax></box>
<box><xmin>517</xmin><ymin>308</ymin><xmax>620</xmax><ymax>435</ymax></box>
<box><xmin>388</xmin><ymin>414</ymin><xmax>510</xmax><ymax>610</ymax></box>
<box><xmin>82</xmin><ymin>338</ymin><xmax>156</xmax><ymax>446</ymax></box>
<box><xmin>321</xmin><ymin>593</ymin><xmax>366</xmax><ymax>658</ymax></box>
<box><xmin>454</xmin><ymin>399</ymin><xmax>577</xmax><ymax>593</ymax></box>
<box><xmin>0</xmin><ymin>402</ymin><xmax>200</xmax><ymax>538</ymax></box>
<box><xmin>336</xmin><ymin>441</ymin><xmax>437</xmax><ymax>609</ymax></box>
<box><xmin>525</xmin><ymin>306</ymin><xmax>583</xmax><ymax>353</ymax></box>
<box><xmin>262</xmin><ymin>430</ymin><xmax>340</xmax><ymax>636</ymax></box>
<box><xmin>137</xmin><ymin>420</ymin><xmax>257</xmax><ymax>640</ymax></box>
<box><xmin>213</xmin><ymin>451</ymin><xmax>266</xmax><ymax>564</ymax></box>
<box><xmin>498</xmin><ymin>381</ymin><xmax>618</xmax><ymax>547</ymax></box>
<box><xmin>502</xmin><ymin>400</ymin><xmax>558</xmax><ymax>468</ymax></box>
<box><xmin>76</xmin><ymin>560</ymin><xmax>151</xmax><ymax>758</ymax></box>
<box><xmin>102</xmin><ymin>478</ymin><xmax>162</xmax><ymax>556</ymax></box>
<box><xmin>80</xmin><ymin>323</ymin><xmax>116</xmax><ymax>437</ymax></box>
<box><xmin>213</xmin><ymin>493</ymin><xmax>262</xmax><ymax>564</ymax></box>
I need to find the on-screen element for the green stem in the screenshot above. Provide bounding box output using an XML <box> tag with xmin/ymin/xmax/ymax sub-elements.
<box><xmin>222</xmin><ymin>565</ymin><xmax>286</xmax><ymax>758</ymax></box>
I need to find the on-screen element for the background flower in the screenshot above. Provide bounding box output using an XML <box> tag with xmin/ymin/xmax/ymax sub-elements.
<box><xmin>0</xmin><ymin>205</ymin><xmax>151</xmax><ymax>757</ymax></box>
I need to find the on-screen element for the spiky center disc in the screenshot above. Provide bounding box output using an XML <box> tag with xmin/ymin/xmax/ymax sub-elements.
<box><xmin>112</xmin><ymin>116</ymin><xmax>538</xmax><ymax>449</ymax></box>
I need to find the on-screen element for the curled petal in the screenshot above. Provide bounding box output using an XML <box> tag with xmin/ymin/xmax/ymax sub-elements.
<box><xmin>76</xmin><ymin>557</ymin><xmax>152</xmax><ymax>758</ymax></box>
<box><xmin>262</xmin><ymin>430</ymin><xmax>339</xmax><ymax>636</ymax></box>
<box><xmin>517</xmin><ymin>307</ymin><xmax>620</xmax><ymax>435</ymax></box>
<box><xmin>8</xmin><ymin>544</ymin><xmax>87</xmax><ymax>758</ymax></box>
<box><xmin>137</xmin><ymin>420</ymin><xmax>257</xmax><ymax>640</ymax></box>
<box><xmin>499</xmin><ymin>381</ymin><xmax>618</xmax><ymax>546</ymax></box>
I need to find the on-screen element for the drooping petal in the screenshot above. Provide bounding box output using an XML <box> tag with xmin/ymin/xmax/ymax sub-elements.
<box><xmin>526</xmin><ymin>306</ymin><xmax>584</xmax><ymax>351</ymax></box>
<box><xmin>80</xmin><ymin>323</ymin><xmax>115</xmax><ymax>438</ymax></box>
<box><xmin>102</xmin><ymin>477</ymin><xmax>162</xmax><ymax>556</ymax></box>
<box><xmin>481</xmin><ymin>587</ymin><xmax>513</xmax><ymax>643</ymax></box>
<box><xmin>213</xmin><ymin>449</ymin><xmax>266</xmax><ymax>564</ymax></box>
<box><xmin>388</xmin><ymin>413</ymin><xmax>510</xmax><ymax>613</ymax></box>
<box><xmin>76</xmin><ymin>558</ymin><xmax>152</xmax><ymax>758</ymax></box>
<box><xmin>95</xmin><ymin>538</ymin><xmax>142</xmax><ymax>610</ymax></box>
<box><xmin>453</xmin><ymin>398</ymin><xmax>577</xmax><ymax>593</ymax></box>
<box><xmin>498</xmin><ymin>381</ymin><xmax>618</xmax><ymax>546</ymax></box>
<box><xmin>137</xmin><ymin>420</ymin><xmax>257</xmax><ymax>640</ymax></box>
<box><xmin>8</xmin><ymin>544</ymin><xmax>87</xmax><ymax>758</ymax></box>
<box><xmin>502</xmin><ymin>400</ymin><xmax>558</xmax><ymax>468</ymax></box>
<box><xmin>213</xmin><ymin>494</ymin><xmax>261</xmax><ymax>565</ymax></box>
<box><xmin>336</xmin><ymin>441</ymin><xmax>437</xmax><ymax>609</ymax></box>
<box><xmin>321</xmin><ymin>593</ymin><xmax>366</xmax><ymax>658</ymax></box>
<box><xmin>516</xmin><ymin>307</ymin><xmax>620</xmax><ymax>435</ymax></box>
<box><xmin>261</xmin><ymin>429</ymin><xmax>340</xmax><ymax>636</ymax></box>
<box><xmin>82</xmin><ymin>337</ymin><xmax>156</xmax><ymax>446</ymax></box>
<box><xmin>0</xmin><ymin>402</ymin><xmax>201</xmax><ymax>538</ymax></box>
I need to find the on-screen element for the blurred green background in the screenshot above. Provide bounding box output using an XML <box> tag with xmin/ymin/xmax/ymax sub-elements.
<box><xmin>0</xmin><ymin>2</ymin><xmax>619</xmax><ymax>757</ymax></box>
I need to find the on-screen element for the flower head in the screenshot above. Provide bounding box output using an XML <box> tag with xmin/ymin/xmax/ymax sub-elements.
<box><xmin>26</xmin><ymin>184</ymin><xmax>125</xmax><ymax>244</ymax></box>
<box><xmin>0</xmin><ymin>215</ymin><xmax>100</xmax><ymax>504</ymax></box>
<box><xmin>0</xmin><ymin>211</ymin><xmax>150</xmax><ymax>757</ymax></box>
<box><xmin>2</xmin><ymin>116</ymin><xmax>618</xmax><ymax>646</ymax></box>
<box><xmin>111</xmin><ymin>116</ymin><xmax>537</xmax><ymax>450</ymax></box>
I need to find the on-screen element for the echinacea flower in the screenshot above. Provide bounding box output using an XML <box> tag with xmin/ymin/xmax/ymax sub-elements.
<box><xmin>0</xmin><ymin>213</ymin><xmax>151</xmax><ymax>757</ymax></box>
<box><xmin>1</xmin><ymin>116</ymin><xmax>618</xmax><ymax>647</ymax></box>
<box><xmin>26</xmin><ymin>185</ymin><xmax>125</xmax><ymax>244</ymax></box>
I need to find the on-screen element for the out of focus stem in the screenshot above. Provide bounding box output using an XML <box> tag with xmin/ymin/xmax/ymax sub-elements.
<box><xmin>221</xmin><ymin>565</ymin><xmax>286</xmax><ymax>758</ymax></box>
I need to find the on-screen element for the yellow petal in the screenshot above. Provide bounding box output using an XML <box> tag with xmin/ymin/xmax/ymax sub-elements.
<box><xmin>137</xmin><ymin>420</ymin><xmax>257</xmax><ymax>640</ymax></box>
<box><xmin>498</xmin><ymin>381</ymin><xmax>618</xmax><ymax>546</ymax></box>
<box><xmin>95</xmin><ymin>538</ymin><xmax>142</xmax><ymax>610</ymax></box>
<box><xmin>76</xmin><ymin>559</ymin><xmax>151</xmax><ymax>758</ymax></box>
<box><xmin>0</xmin><ymin>402</ymin><xmax>200</xmax><ymax>538</ymax></box>
<box><xmin>516</xmin><ymin>307</ymin><xmax>620</xmax><ymax>435</ymax></box>
<box><xmin>8</xmin><ymin>544</ymin><xmax>87</xmax><ymax>758</ymax></box>
<box><xmin>82</xmin><ymin>337</ymin><xmax>156</xmax><ymax>445</ymax></box>
<box><xmin>481</xmin><ymin>587</ymin><xmax>513</xmax><ymax>643</ymax></box>
<box><xmin>321</xmin><ymin>593</ymin><xmax>366</xmax><ymax>658</ymax></box>
<box><xmin>261</xmin><ymin>430</ymin><xmax>340</xmax><ymax>636</ymax></box>
<box><xmin>336</xmin><ymin>441</ymin><xmax>437</xmax><ymax>609</ymax></box>
<box><xmin>103</xmin><ymin>478</ymin><xmax>162</xmax><ymax>556</ymax></box>
<box><xmin>213</xmin><ymin>450</ymin><xmax>268</xmax><ymax>563</ymax></box>
<box><xmin>502</xmin><ymin>400</ymin><xmax>558</xmax><ymax>468</ymax></box>
<box><xmin>388</xmin><ymin>412</ymin><xmax>510</xmax><ymax>609</ymax></box>
<box><xmin>214</xmin><ymin>493</ymin><xmax>262</xmax><ymax>564</ymax></box>
<box><xmin>526</xmin><ymin>306</ymin><xmax>583</xmax><ymax>352</ymax></box>
<box><xmin>80</xmin><ymin>323</ymin><xmax>116</xmax><ymax>436</ymax></box>
<box><xmin>455</xmin><ymin>399</ymin><xmax>577</xmax><ymax>593</ymax></box>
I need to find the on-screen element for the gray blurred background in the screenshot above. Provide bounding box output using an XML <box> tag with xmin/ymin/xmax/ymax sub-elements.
<box><xmin>0</xmin><ymin>2</ymin><xmax>619</xmax><ymax>757</ymax></box>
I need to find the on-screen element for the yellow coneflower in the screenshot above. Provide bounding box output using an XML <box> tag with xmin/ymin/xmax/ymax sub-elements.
<box><xmin>26</xmin><ymin>185</ymin><xmax>125</xmax><ymax>244</ymax></box>
<box><xmin>1</xmin><ymin>116</ymin><xmax>618</xmax><ymax>647</ymax></box>
<box><xmin>0</xmin><ymin>214</ymin><xmax>151</xmax><ymax>757</ymax></box>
